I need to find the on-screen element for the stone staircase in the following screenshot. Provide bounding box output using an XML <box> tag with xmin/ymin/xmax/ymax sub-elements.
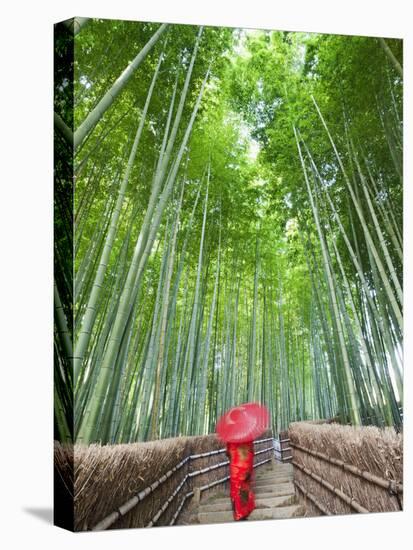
<box><xmin>190</xmin><ymin>462</ymin><xmax>304</xmax><ymax>524</ymax></box>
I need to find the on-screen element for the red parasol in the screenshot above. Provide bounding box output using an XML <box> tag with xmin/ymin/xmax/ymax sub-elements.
<box><xmin>216</xmin><ymin>402</ymin><xmax>270</xmax><ymax>443</ymax></box>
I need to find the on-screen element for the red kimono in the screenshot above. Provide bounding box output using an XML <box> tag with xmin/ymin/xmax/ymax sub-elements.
<box><xmin>226</xmin><ymin>441</ymin><xmax>255</xmax><ymax>521</ymax></box>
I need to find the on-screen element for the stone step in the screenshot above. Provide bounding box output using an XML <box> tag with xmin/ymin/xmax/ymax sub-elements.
<box><xmin>203</xmin><ymin>483</ymin><xmax>296</xmax><ymax>504</ymax></box>
<box><xmin>253</xmin><ymin>488</ymin><xmax>297</xmax><ymax>500</ymax></box>
<box><xmin>253</xmin><ymin>482</ymin><xmax>293</xmax><ymax>490</ymax></box>
<box><xmin>256</xmin><ymin>467</ymin><xmax>292</xmax><ymax>473</ymax></box>
<box><xmin>253</xmin><ymin>478</ymin><xmax>293</xmax><ymax>488</ymax></box>
<box><xmin>256</xmin><ymin>462</ymin><xmax>291</xmax><ymax>471</ymax></box>
<box><xmin>199</xmin><ymin>494</ymin><xmax>296</xmax><ymax>513</ymax></box>
<box><xmin>255</xmin><ymin>471</ymin><xmax>293</xmax><ymax>479</ymax></box>
<box><xmin>256</xmin><ymin>470</ymin><xmax>291</xmax><ymax>474</ymax></box>
<box><xmin>256</xmin><ymin>466</ymin><xmax>293</xmax><ymax>475</ymax></box>
<box><xmin>257</xmin><ymin>469</ymin><xmax>292</xmax><ymax>476</ymax></box>
<box><xmin>253</xmin><ymin>472</ymin><xmax>294</xmax><ymax>483</ymax></box>
<box><xmin>198</xmin><ymin>504</ymin><xmax>304</xmax><ymax>524</ymax></box>
<box><xmin>257</xmin><ymin>462</ymin><xmax>292</xmax><ymax>470</ymax></box>
<box><xmin>257</xmin><ymin>465</ymin><xmax>292</xmax><ymax>472</ymax></box>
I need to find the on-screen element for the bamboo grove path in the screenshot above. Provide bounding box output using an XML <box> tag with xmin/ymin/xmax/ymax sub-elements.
<box><xmin>187</xmin><ymin>462</ymin><xmax>303</xmax><ymax>524</ymax></box>
<box><xmin>68</xmin><ymin>427</ymin><xmax>402</xmax><ymax>531</ymax></box>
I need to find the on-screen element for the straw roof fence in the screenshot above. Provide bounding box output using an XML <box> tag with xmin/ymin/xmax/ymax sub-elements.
<box><xmin>54</xmin><ymin>442</ymin><xmax>74</xmax><ymax>531</ymax></box>
<box><xmin>54</xmin><ymin>431</ymin><xmax>273</xmax><ymax>531</ymax></box>
<box><xmin>289</xmin><ymin>422</ymin><xmax>403</xmax><ymax>517</ymax></box>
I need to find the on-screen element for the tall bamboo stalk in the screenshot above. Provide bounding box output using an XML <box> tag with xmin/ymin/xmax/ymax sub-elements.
<box><xmin>74</xmin><ymin>23</ymin><xmax>169</xmax><ymax>150</ymax></box>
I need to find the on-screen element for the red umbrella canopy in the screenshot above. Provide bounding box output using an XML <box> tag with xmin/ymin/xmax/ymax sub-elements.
<box><xmin>216</xmin><ymin>402</ymin><xmax>270</xmax><ymax>443</ymax></box>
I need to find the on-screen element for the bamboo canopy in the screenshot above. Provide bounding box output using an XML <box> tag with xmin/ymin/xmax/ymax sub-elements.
<box><xmin>54</xmin><ymin>19</ymin><xmax>403</xmax><ymax>446</ymax></box>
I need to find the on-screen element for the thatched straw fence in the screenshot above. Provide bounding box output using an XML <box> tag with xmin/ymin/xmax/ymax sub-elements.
<box><xmin>54</xmin><ymin>431</ymin><xmax>274</xmax><ymax>531</ymax></box>
<box><xmin>289</xmin><ymin>422</ymin><xmax>403</xmax><ymax>517</ymax></box>
<box><xmin>54</xmin><ymin>442</ymin><xmax>74</xmax><ymax>531</ymax></box>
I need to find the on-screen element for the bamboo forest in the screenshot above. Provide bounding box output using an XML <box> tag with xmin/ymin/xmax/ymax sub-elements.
<box><xmin>54</xmin><ymin>19</ymin><xmax>403</xmax><ymax>446</ymax></box>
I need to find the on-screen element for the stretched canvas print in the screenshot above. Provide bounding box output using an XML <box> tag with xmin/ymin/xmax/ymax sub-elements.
<box><xmin>54</xmin><ymin>16</ymin><xmax>403</xmax><ymax>532</ymax></box>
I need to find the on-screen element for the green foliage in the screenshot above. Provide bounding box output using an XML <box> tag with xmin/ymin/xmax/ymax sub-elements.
<box><xmin>58</xmin><ymin>19</ymin><xmax>403</xmax><ymax>444</ymax></box>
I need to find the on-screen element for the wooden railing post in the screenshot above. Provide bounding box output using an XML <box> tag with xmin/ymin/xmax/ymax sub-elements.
<box><xmin>271</xmin><ymin>455</ymin><xmax>276</xmax><ymax>470</ymax></box>
<box><xmin>193</xmin><ymin>487</ymin><xmax>201</xmax><ymax>505</ymax></box>
<box><xmin>273</xmin><ymin>431</ymin><xmax>292</xmax><ymax>463</ymax></box>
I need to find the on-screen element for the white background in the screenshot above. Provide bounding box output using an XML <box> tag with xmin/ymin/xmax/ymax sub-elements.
<box><xmin>0</xmin><ymin>0</ymin><xmax>410</xmax><ymax>548</ymax></box>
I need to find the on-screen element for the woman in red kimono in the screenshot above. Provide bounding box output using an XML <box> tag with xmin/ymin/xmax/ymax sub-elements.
<box><xmin>217</xmin><ymin>402</ymin><xmax>268</xmax><ymax>521</ymax></box>
<box><xmin>226</xmin><ymin>441</ymin><xmax>255</xmax><ymax>521</ymax></box>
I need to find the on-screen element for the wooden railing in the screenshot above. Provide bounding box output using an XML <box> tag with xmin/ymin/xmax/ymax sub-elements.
<box><xmin>273</xmin><ymin>430</ymin><xmax>292</xmax><ymax>463</ymax></box>
<box><xmin>290</xmin><ymin>439</ymin><xmax>403</xmax><ymax>515</ymax></box>
<box><xmin>291</xmin><ymin>442</ymin><xmax>403</xmax><ymax>496</ymax></box>
<box><xmin>91</xmin><ymin>436</ymin><xmax>275</xmax><ymax>530</ymax></box>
